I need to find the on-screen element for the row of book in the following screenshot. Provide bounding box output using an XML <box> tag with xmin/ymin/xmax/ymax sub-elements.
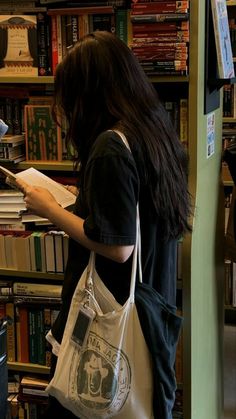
<box><xmin>0</xmin><ymin>135</ymin><xmax>25</xmax><ymax>164</ymax></box>
<box><xmin>225</xmin><ymin>259</ymin><xmax>236</xmax><ymax>307</ymax></box>
<box><xmin>0</xmin><ymin>229</ymin><xmax>69</xmax><ymax>273</ymax></box>
<box><xmin>0</xmin><ymin>280</ymin><xmax>62</xmax><ymax>364</ymax></box>
<box><xmin>6</xmin><ymin>374</ymin><xmax>49</xmax><ymax>419</ymax></box>
<box><xmin>163</xmin><ymin>97</ymin><xmax>188</xmax><ymax>149</ymax></box>
<box><xmin>223</xmin><ymin>84</ymin><xmax>236</xmax><ymax>118</ymax></box>
<box><xmin>0</xmin><ymin>99</ymin><xmax>69</xmax><ymax>162</ymax></box>
<box><xmin>0</xmin><ymin>2</ymin><xmax>191</xmax><ymax>79</ymax></box>
<box><xmin>129</xmin><ymin>0</ymin><xmax>189</xmax><ymax>76</ymax></box>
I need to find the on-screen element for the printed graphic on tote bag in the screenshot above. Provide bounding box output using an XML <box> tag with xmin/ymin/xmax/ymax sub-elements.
<box><xmin>69</xmin><ymin>332</ymin><xmax>131</xmax><ymax>417</ymax></box>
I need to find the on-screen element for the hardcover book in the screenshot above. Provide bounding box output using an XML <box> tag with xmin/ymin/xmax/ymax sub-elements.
<box><xmin>211</xmin><ymin>0</ymin><xmax>235</xmax><ymax>78</ymax></box>
<box><xmin>24</xmin><ymin>105</ymin><xmax>62</xmax><ymax>161</ymax></box>
<box><xmin>0</xmin><ymin>15</ymin><xmax>38</xmax><ymax>77</ymax></box>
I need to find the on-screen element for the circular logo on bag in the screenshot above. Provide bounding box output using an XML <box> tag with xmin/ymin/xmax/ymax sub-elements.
<box><xmin>69</xmin><ymin>331</ymin><xmax>131</xmax><ymax>417</ymax></box>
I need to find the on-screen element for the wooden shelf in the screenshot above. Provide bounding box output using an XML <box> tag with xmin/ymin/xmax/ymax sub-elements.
<box><xmin>0</xmin><ymin>76</ymin><xmax>54</xmax><ymax>84</ymax></box>
<box><xmin>16</xmin><ymin>160</ymin><xmax>74</xmax><ymax>171</ymax></box>
<box><xmin>8</xmin><ymin>361</ymin><xmax>50</xmax><ymax>374</ymax></box>
<box><xmin>149</xmin><ymin>75</ymin><xmax>189</xmax><ymax>83</ymax></box>
<box><xmin>223</xmin><ymin>117</ymin><xmax>236</xmax><ymax>123</ymax></box>
<box><xmin>0</xmin><ymin>269</ymin><xmax>63</xmax><ymax>280</ymax></box>
<box><xmin>226</xmin><ymin>0</ymin><xmax>236</xmax><ymax>6</ymax></box>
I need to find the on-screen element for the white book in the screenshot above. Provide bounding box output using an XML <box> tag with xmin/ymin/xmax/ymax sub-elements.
<box><xmin>0</xmin><ymin>166</ymin><xmax>76</xmax><ymax>208</ymax></box>
<box><xmin>13</xmin><ymin>282</ymin><xmax>62</xmax><ymax>297</ymax></box>
<box><xmin>54</xmin><ymin>233</ymin><xmax>64</xmax><ymax>273</ymax></box>
<box><xmin>211</xmin><ymin>0</ymin><xmax>235</xmax><ymax>79</ymax></box>
<box><xmin>44</xmin><ymin>233</ymin><xmax>56</xmax><ymax>273</ymax></box>
<box><xmin>0</xmin><ymin>190</ymin><xmax>24</xmax><ymax>203</ymax></box>
<box><xmin>0</xmin><ymin>234</ymin><xmax>7</xmax><ymax>268</ymax></box>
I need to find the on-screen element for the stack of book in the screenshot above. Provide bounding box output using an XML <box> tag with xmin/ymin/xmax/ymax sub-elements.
<box><xmin>130</xmin><ymin>0</ymin><xmax>190</xmax><ymax>76</ymax></box>
<box><xmin>0</xmin><ymin>190</ymin><xmax>26</xmax><ymax>226</ymax></box>
<box><xmin>0</xmin><ymin>134</ymin><xmax>26</xmax><ymax>164</ymax></box>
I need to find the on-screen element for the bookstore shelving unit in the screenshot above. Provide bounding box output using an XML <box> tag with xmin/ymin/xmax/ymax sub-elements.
<box><xmin>0</xmin><ymin>1</ymin><xmax>226</xmax><ymax>418</ymax></box>
<box><xmin>222</xmin><ymin>1</ymin><xmax>236</xmax><ymax>325</ymax></box>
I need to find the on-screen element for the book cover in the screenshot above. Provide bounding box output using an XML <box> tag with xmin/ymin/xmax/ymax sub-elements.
<box><xmin>0</xmin><ymin>15</ymin><xmax>38</xmax><ymax>77</ymax></box>
<box><xmin>24</xmin><ymin>105</ymin><xmax>62</xmax><ymax>161</ymax></box>
<box><xmin>211</xmin><ymin>0</ymin><xmax>235</xmax><ymax>78</ymax></box>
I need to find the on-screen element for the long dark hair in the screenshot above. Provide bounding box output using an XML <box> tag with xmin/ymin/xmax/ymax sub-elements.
<box><xmin>52</xmin><ymin>31</ymin><xmax>191</xmax><ymax>239</ymax></box>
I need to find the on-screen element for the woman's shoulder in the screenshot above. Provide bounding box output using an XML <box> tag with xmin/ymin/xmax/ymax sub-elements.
<box><xmin>90</xmin><ymin>130</ymin><xmax>131</xmax><ymax>159</ymax></box>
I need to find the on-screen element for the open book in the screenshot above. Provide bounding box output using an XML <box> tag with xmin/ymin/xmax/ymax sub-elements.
<box><xmin>0</xmin><ymin>166</ymin><xmax>76</xmax><ymax>223</ymax></box>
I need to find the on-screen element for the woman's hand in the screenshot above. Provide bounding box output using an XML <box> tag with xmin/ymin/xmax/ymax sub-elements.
<box><xmin>14</xmin><ymin>177</ymin><xmax>60</xmax><ymax>219</ymax></box>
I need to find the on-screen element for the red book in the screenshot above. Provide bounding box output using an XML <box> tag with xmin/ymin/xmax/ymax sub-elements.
<box><xmin>131</xmin><ymin>1</ymin><xmax>189</xmax><ymax>14</ymax></box>
<box><xmin>50</xmin><ymin>15</ymin><xmax>58</xmax><ymax>75</ymax></box>
<box><xmin>133</xmin><ymin>32</ymin><xmax>189</xmax><ymax>42</ymax></box>
<box><xmin>16</xmin><ymin>306</ymin><xmax>29</xmax><ymax>363</ymax></box>
<box><xmin>132</xmin><ymin>21</ymin><xmax>189</xmax><ymax>33</ymax></box>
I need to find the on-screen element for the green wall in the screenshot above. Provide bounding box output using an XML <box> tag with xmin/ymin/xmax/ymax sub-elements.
<box><xmin>182</xmin><ymin>1</ymin><xmax>225</xmax><ymax>417</ymax></box>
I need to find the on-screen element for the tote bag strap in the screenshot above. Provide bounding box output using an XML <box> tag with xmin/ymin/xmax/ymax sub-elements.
<box><xmin>112</xmin><ymin>129</ymin><xmax>143</xmax><ymax>285</ymax></box>
<box><xmin>86</xmin><ymin>130</ymin><xmax>143</xmax><ymax>304</ymax></box>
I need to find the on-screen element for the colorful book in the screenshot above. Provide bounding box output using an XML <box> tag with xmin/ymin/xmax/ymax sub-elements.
<box><xmin>24</xmin><ymin>105</ymin><xmax>62</xmax><ymax>161</ymax></box>
<box><xmin>0</xmin><ymin>15</ymin><xmax>38</xmax><ymax>77</ymax></box>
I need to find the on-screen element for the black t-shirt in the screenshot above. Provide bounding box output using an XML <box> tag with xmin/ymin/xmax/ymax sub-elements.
<box><xmin>52</xmin><ymin>130</ymin><xmax>177</xmax><ymax>342</ymax></box>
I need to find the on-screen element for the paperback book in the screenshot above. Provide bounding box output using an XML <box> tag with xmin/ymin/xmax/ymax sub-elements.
<box><xmin>211</xmin><ymin>0</ymin><xmax>235</xmax><ymax>78</ymax></box>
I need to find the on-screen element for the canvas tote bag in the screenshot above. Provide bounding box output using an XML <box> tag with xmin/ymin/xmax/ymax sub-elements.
<box><xmin>46</xmin><ymin>211</ymin><xmax>154</xmax><ymax>419</ymax></box>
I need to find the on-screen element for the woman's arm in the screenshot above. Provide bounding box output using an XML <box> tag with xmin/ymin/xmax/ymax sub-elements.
<box><xmin>15</xmin><ymin>178</ymin><xmax>134</xmax><ymax>263</ymax></box>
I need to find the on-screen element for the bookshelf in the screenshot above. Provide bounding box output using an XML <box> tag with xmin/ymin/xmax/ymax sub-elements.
<box><xmin>222</xmin><ymin>0</ymin><xmax>236</xmax><ymax>324</ymax></box>
<box><xmin>0</xmin><ymin>1</ymin><xmax>225</xmax><ymax>419</ymax></box>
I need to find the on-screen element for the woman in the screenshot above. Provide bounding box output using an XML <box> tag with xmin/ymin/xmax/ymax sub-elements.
<box><xmin>15</xmin><ymin>31</ymin><xmax>191</xmax><ymax>418</ymax></box>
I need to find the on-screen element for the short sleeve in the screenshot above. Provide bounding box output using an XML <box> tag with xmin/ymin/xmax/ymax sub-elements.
<box><xmin>83</xmin><ymin>135</ymin><xmax>139</xmax><ymax>245</ymax></box>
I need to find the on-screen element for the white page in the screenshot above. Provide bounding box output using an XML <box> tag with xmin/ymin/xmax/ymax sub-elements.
<box><xmin>0</xmin><ymin>166</ymin><xmax>76</xmax><ymax>208</ymax></box>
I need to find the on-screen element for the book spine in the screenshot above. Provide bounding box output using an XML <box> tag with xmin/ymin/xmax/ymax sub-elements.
<box><xmin>130</xmin><ymin>13</ymin><xmax>189</xmax><ymax>23</ymax></box>
<box><xmin>179</xmin><ymin>98</ymin><xmax>188</xmax><ymax>148</ymax></box>
<box><xmin>50</xmin><ymin>15</ymin><xmax>58</xmax><ymax>75</ymax></box>
<box><xmin>37</xmin><ymin>12</ymin><xmax>51</xmax><ymax>76</ymax></box>
<box><xmin>15</xmin><ymin>305</ymin><xmax>29</xmax><ymax>363</ymax></box>
<box><xmin>57</xmin><ymin>15</ymin><xmax>63</xmax><ymax>64</ymax></box>
<box><xmin>132</xmin><ymin>20</ymin><xmax>189</xmax><ymax>33</ymax></box>
<box><xmin>131</xmin><ymin>1</ymin><xmax>189</xmax><ymax>14</ymax></box>
<box><xmin>13</xmin><ymin>282</ymin><xmax>62</xmax><ymax>298</ymax></box>
<box><xmin>37</xmin><ymin>309</ymin><xmax>46</xmax><ymax>365</ymax></box>
<box><xmin>116</xmin><ymin>9</ymin><xmax>128</xmax><ymax>44</ymax></box>
<box><xmin>5</xmin><ymin>302</ymin><xmax>16</xmax><ymax>362</ymax></box>
<box><xmin>28</xmin><ymin>309</ymin><xmax>38</xmax><ymax>364</ymax></box>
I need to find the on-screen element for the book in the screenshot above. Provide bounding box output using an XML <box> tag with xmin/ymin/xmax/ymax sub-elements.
<box><xmin>0</xmin><ymin>134</ymin><xmax>25</xmax><ymax>145</ymax></box>
<box><xmin>24</xmin><ymin>105</ymin><xmax>62</xmax><ymax>161</ymax></box>
<box><xmin>130</xmin><ymin>13</ymin><xmax>189</xmax><ymax>23</ymax></box>
<box><xmin>5</xmin><ymin>301</ymin><xmax>16</xmax><ymax>362</ymax></box>
<box><xmin>0</xmin><ymin>15</ymin><xmax>38</xmax><ymax>77</ymax></box>
<box><xmin>211</xmin><ymin>0</ymin><xmax>235</xmax><ymax>78</ymax></box>
<box><xmin>15</xmin><ymin>305</ymin><xmax>29</xmax><ymax>363</ymax></box>
<box><xmin>13</xmin><ymin>282</ymin><xmax>62</xmax><ymax>298</ymax></box>
<box><xmin>131</xmin><ymin>1</ymin><xmax>189</xmax><ymax>14</ymax></box>
<box><xmin>0</xmin><ymin>166</ymin><xmax>76</xmax><ymax>209</ymax></box>
<box><xmin>44</xmin><ymin>233</ymin><xmax>56</xmax><ymax>272</ymax></box>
